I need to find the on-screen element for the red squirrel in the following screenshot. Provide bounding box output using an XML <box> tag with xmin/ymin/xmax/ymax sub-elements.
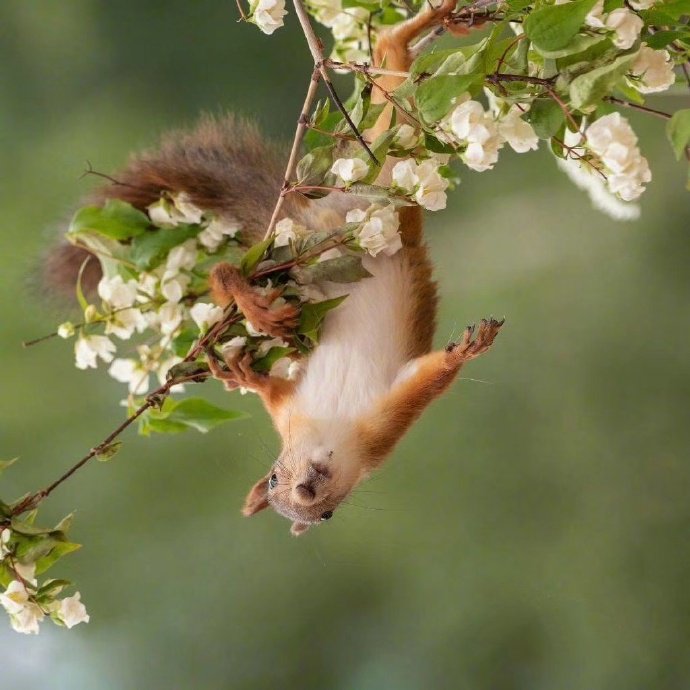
<box><xmin>46</xmin><ymin>1</ymin><xmax>503</xmax><ymax>535</ymax></box>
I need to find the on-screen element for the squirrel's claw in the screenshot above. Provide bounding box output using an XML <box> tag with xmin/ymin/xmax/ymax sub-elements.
<box><xmin>446</xmin><ymin>317</ymin><xmax>504</xmax><ymax>363</ymax></box>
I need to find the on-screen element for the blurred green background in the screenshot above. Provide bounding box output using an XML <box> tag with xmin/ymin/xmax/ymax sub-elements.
<box><xmin>2</xmin><ymin>2</ymin><xmax>690</xmax><ymax>689</ymax></box>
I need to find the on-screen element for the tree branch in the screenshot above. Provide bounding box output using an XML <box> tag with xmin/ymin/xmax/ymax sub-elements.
<box><xmin>263</xmin><ymin>68</ymin><xmax>322</xmax><ymax>240</ymax></box>
<box><xmin>291</xmin><ymin>0</ymin><xmax>379</xmax><ymax>166</ymax></box>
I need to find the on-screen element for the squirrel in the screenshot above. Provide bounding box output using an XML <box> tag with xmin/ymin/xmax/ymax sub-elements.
<box><xmin>44</xmin><ymin>0</ymin><xmax>503</xmax><ymax>535</ymax></box>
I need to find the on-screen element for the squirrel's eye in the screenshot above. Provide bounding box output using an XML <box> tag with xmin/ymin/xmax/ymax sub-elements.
<box><xmin>269</xmin><ymin>474</ymin><xmax>278</xmax><ymax>489</ymax></box>
<box><xmin>320</xmin><ymin>510</ymin><xmax>333</xmax><ymax>521</ymax></box>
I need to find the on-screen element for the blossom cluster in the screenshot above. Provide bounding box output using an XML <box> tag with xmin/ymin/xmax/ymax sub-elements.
<box><xmin>0</xmin><ymin>527</ymin><xmax>89</xmax><ymax>635</ymax></box>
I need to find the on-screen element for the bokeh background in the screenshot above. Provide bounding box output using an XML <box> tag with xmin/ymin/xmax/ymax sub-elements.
<box><xmin>1</xmin><ymin>2</ymin><xmax>690</xmax><ymax>688</ymax></box>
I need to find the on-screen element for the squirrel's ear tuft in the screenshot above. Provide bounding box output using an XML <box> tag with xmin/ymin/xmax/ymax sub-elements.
<box><xmin>290</xmin><ymin>521</ymin><xmax>310</xmax><ymax>536</ymax></box>
<box><xmin>242</xmin><ymin>475</ymin><xmax>270</xmax><ymax>517</ymax></box>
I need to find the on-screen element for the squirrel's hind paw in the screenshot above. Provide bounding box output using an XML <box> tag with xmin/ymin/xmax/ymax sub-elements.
<box><xmin>445</xmin><ymin>317</ymin><xmax>505</xmax><ymax>363</ymax></box>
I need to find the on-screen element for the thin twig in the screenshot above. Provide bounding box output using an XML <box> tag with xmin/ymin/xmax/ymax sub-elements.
<box><xmin>11</xmin><ymin>309</ymin><xmax>240</xmax><ymax>516</ymax></box>
<box><xmin>263</xmin><ymin>68</ymin><xmax>321</xmax><ymax>240</ymax></box>
<box><xmin>80</xmin><ymin>162</ymin><xmax>146</xmax><ymax>192</ymax></box>
<box><xmin>605</xmin><ymin>96</ymin><xmax>672</xmax><ymax>120</ymax></box>
<box><xmin>291</xmin><ymin>0</ymin><xmax>379</xmax><ymax>165</ymax></box>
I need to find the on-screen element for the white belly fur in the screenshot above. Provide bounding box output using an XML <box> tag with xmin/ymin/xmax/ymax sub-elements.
<box><xmin>293</xmin><ymin>254</ymin><xmax>413</xmax><ymax>420</ymax></box>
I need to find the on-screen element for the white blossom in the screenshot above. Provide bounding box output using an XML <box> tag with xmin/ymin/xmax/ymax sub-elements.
<box><xmin>197</xmin><ymin>217</ymin><xmax>241</xmax><ymax>251</ymax></box>
<box><xmin>97</xmin><ymin>275</ymin><xmax>138</xmax><ymax>310</ymax></box>
<box><xmin>104</xmin><ymin>307</ymin><xmax>148</xmax><ymax>340</ymax></box>
<box><xmin>57</xmin><ymin>322</ymin><xmax>75</xmax><ymax>339</ymax></box>
<box><xmin>246</xmin><ymin>320</ymin><xmax>264</xmax><ymax>337</ymax></box>
<box><xmin>136</xmin><ymin>273</ymin><xmax>159</xmax><ymax>302</ymax></box>
<box><xmin>147</xmin><ymin>193</ymin><xmax>204</xmax><ymax>228</ymax></box>
<box><xmin>251</xmin><ymin>0</ymin><xmax>287</xmax><ymax>35</ymax></box>
<box><xmin>108</xmin><ymin>357</ymin><xmax>150</xmax><ymax>395</ymax></box>
<box><xmin>413</xmin><ymin>160</ymin><xmax>449</xmax><ymax>211</ymax></box>
<box><xmin>331</xmin><ymin>157</ymin><xmax>369</xmax><ymax>184</ymax></box>
<box><xmin>173</xmin><ymin>193</ymin><xmax>204</xmax><ymax>224</ymax></box>
<box><xmin>221</xmin><ymin>336</ymin><xmax>247</xmax><ymax>359</ymax></box>
<box><xmin>0</xmin><ymin>529</ymin><xmax>10</xmax><ymax>560</ymax></box>
<box><xmin>157</xmin><ymin>302</ymin><xmax>185</xmax><ymax>335</ymax></box>
<box><xmin>57</xmin><ymin>592</ymin><xmax>90</xmax><ymax>629</ymax></box>
<box><xmin>75</xmin><ymin>334</ymin><xmax>116</xmax><ymax>370</ymax></box>
<box><xmin>274</xmin><ymin>217</ymin><xmax>302</xmax><ymax>247</ymax></box>
<box><xmin>309</xmin><ymin>0</ymin><xmax>342</xmax><ymax>26</ymax></box>
<box><xmin>161</xmin><ymin>274</ymin><xmax>191</xmax><ymax>304</ymax></box>
<box><xmin>630</xmin><ymin>46</ymin><xmax>676</xmax><ymax>93</ymax></box>
<box><xmin>586</xmin><ymin>113</ymin><xmax>651</xmax><ymax>201</ymax></box>
<box><xmin>394</xmin><ymin>124</ymin><xmax>419</xmax><ymax>150</ymax></box>
<box><xmin>257</xmin><ymin>337</ymin><xmax>289</xmax><ymax>357</ymax></box>
<box><xmin>497</xmin><ymin>106</ymin><xmax>539</xmax><ymax>153</ymax></box>
<box><xmin>391</xmin><ymin>158</ymin><xmax>449</xmax><ymax>211</ymax></box>
<box><xmin>190</xmin><ymin>302</ymin><xmax>224</xmax><ymax>332</ymax></box>
<box><xmin>392</xmin><ymin>159</ymin><xmax>418</xmax><ymax>192</ymax></box>
<box><xmin>351</xmin><ymin>203</ymin><xmax>402</xmax><ymax>257</ymax></box>
<box><xmin>10</xmin><ymin>602</ymin><xmax>44</xmax><ymax>635</ymax></box>
<box><xmin>1</xmin><ymin>581</ymin><xmax>30</xmax><ymax>616</ymax></box>
<box><xmin>164</xmin><ymin>239</ymin><xmax>197</xmax><ymax>280</ymax></box>
<box><xmin>606</xmin><ymin>8</ymin><xmax>643</xmax><ymax>49</ymax></box>
<box><xmin>330</xmin><ymin>8</ymin><xmax>367</xmax><ymax>40</ymax></box>
<box><xmin>445</xmin><ymin>99</ymin><xmax>502</xmax><ymax>172</ymax></box>
<box><xmin>585</xmin><ymin>0</ymin><xmax>606</xmax><ymax>28</ymax></box>
<box><xmin>345</xmin><ymin>208</ymin><xmax>367</xmax><ymax>224</ymax></box>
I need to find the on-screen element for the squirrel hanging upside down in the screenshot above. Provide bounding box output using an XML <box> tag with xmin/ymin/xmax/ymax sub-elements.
<box><xmin>45</xmin><ymin>1</ymin><xmax>503</xmax><ymax>535</ymax></box>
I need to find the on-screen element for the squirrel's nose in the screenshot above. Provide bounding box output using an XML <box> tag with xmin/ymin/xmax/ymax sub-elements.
<box><xmin>294</xmin><ymin>482</ymin><xmax>316</xmax><ymax>504</ymax></box>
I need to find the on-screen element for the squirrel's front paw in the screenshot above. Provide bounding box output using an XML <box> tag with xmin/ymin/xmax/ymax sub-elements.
<box><xmin>445</xmin><ymin>317</ymin><xmax>505</xmax><ymax>363</ymax></box>
<box><xmin>208</xmin><ymin>351</ymin><xmax>268</xmax><ymax>393</ymax></box>
<box><xmin>244</xmin><ymin>290</ymin><xmax>300</xmax><ymax>339</ymax></box>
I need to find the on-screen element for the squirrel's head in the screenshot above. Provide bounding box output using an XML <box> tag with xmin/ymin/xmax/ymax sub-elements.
<box><xmin>241</xmin><ymin>418</ymin><xmax>365</xmax><ymax>535</ymax></box>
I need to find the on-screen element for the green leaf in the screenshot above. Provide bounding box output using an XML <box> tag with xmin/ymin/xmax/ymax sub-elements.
<box><xmin>300</xmin><ymin>255</ymin><xmax>372</xmax><ymax>284</ymax></box>
<box><xmin>69</xmin><ymin>199</ymin><xmax>150</xmax><ymax>241</ymax></box>
<box><xmin>569</xmin><ymin>52</ymin><xmax>637</xmax><ymax>110</ymax></box>
<box><xmin>36</xmin><ymin>579</ymin><xmax>72</xmax><ymax>600</ymax></box>
<box><xmin>644</xmin><ymin>29</ymin><xmax>688</xmax><ymax>50</ymax></box>
<box><xmin>424</xmin><ymin>133</ymin><xmax>457</xmax><ymax>154</ymax></box>
<box><xmin>296</xmin><ymin>145</ymin><xmax>335</xmax><ymax>188</ymax></box>
<box><xmin>529</xmin><ymin>100</ymin><xmax>566</xmax><ymax>139</ymax></box>
<box><xmin>129</xmin><ymin>224</ymin><xmax>200</xmax><ymax>270</ymax></box>
<box><xmin>298</xmin><ymin>296</ymin><xmax>348</xmax><ymax>343</ymax></box>
<box><xmin>96</xmin><ymin>441</ymin><xmax>122</xmax><ymax>462</ymax></box>
<box><xmin>667</xmin><ymin>109</ymin><xmax>690</xmax><ymax>161</ymax></box>
<box><xmin>0</xmin><ymin>561</ymin><xmax>13</xmax><ymax>588</ymax></box>
<box><xmin>416</xmin><ymin>74</ymin><xmax>483</xmax><ymax>123</ymax></box>
<box><xmin>35</xmin><ymin>542</ymin><xmax>82</xmax><ymax>575</ymax></box>
<box><xmin>15</xmin><ymin>534</ymin><xmax>60</xmax><ymax>562</ymax></box>
<box><xmin>252</xmin><ymin>347</ymin><xmax>295</xmax><ymax>373</ymax></box>
<box><xmin>524</xmin><ymin>0</ymin><xmax>598</xmax><ymax>52</ymax></box>
<box><xmin>171</xmin><ymin>329</ymin><xmax>198</xmax><ymax>357</ymax></box>
<box><xmin>240</xmin><ymin>237</ymin><xmax>274</xmax><ymax>275</ymax></box>
<box><xmin>141</xmin><ymin>397</ymin><xmax>247</xmax><ymax>435</ymax></box>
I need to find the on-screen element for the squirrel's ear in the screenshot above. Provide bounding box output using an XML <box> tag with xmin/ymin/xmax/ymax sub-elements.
<box><xmin>290</xmin><ymin>521</ymin><xmax>311</xmax><ymax>536</ymax></box>
<box><xmin>241</xmin><ymin>475</ymin><xmax>270</xmax><ymax>516</ymax></box>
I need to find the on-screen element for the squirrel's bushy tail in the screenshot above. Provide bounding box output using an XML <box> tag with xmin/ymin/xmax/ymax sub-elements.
<box><xmin>43</xmin><ymin>114</ymin><xmax>318</xmax><ymax>299</ymax></box>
